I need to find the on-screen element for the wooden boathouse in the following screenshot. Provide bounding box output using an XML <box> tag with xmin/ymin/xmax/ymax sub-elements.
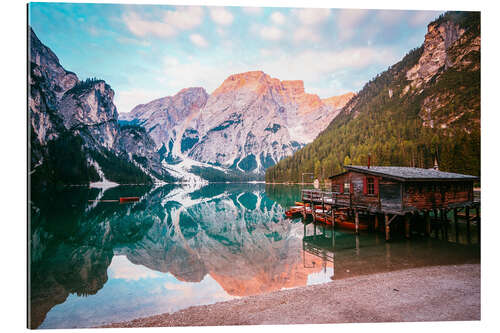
<box><xmin>300</xmin><ymin>165</ymin><xmax>479</xmax><ymax>241</ymax></box>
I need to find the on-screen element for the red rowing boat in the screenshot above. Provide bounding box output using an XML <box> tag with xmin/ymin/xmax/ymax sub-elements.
<box><xmin>119</xmin><ymin>197</ymin><xmax>140</xmax><ymax>203</ymax></box>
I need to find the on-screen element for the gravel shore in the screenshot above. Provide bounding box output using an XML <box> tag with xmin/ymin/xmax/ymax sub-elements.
<box><xmin>103</xmin><ymin>264</ymin><xmax>480</xmax><ymax>327</ymax></box>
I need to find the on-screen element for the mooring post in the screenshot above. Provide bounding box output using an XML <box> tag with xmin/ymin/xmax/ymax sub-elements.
<box><xmin>311</xmin><ymin>194</ymin><xmax>314</xmax><ymax>221</ymax></box>
<box><xmin>454</xmin><ymin>208</ymin><xmax>459</xmax><ymax>243</ymax></box>
<box><xmin>374</xmin><ymin>214</ymin><xmax>379</xmax><ymax>232</ymax></box>
<box><xmin>404</xmin><ymin>214</ymin><xmax>411</xmax><ymax>239</ymax></box>
<box><xmin>332</xmin><ymin>209</ymin><xmax>336</xmax><ymax>230</ymax></box>
<box><xmin>355</xmin><ymin>209</ymin><xmax>359</xmax><ymax>235</ymax></box>
<box><xmin>355</xmin><ymin>234</ymin><xmax>360</xmax><ymax>255</ymax></box>
<box><xmin>322</xmin><ymin>192</ymin><xmax>325</xmax><ymax>214</ymax></box>
<box><xmin>466</xmin><ymin>207</ymin><xmax>471</xmax><ymax>244</ymax></box>
<box><xmin>331</xmin><ymin>227</ymin><xmax>335</xmax><ymax>248</ymax></box>
<box><xmin>477</xmin><ymin>205</ymin><xmax>480</xmax><ymax>243</ymax></box>
<box><xmin>433</xmin><ymin>209</ymin><xmax>439</xmax><ymax>238</ymax></box>
<box><xmin>302</xmin><ymin>191</ymin><xmax>306</xmax><ymax>218</ymax></box>
<box><xmin>442</xmin><ymin>209</ymin><xmax>448</xmax><ymax>241</ymax></box>
<box><xmin>425</xmin><ymin>211</ymin><xmax>431</xmax><ymax>236</ymax></box>
<box><xmin>385</xmin><ymin>214</ymin><xmax>390</xmax><ymax>241</ymax></box>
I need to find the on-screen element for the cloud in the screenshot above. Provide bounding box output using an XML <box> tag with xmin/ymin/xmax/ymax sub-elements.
<box><xmin>116</xmin><ymin>36</ymin><xmax>151</xmax><ymax>47</ymax></box>
<box><xmin>293</xmin><ymin>26</ymin><xmax>321</xmax><ymax>43</ymax></box>
<box><xmin>123</xmin><ymin>6</ymin><xmax>204</xmax><ymax>38</ymax></box>
<box><xmin>409</xmin><ymin>11</ymin><xmax>441</xmax><ymax>26</ymax></box>
<box><xmin>123</xmin><ymin>12</ymin><xmax>176</xmax><ymax>38</ymax></box>
<box><xmin>292</xmin><ymin>8</ymin><xmax>331</xmax><ymax>25</ymax></box>
<box><xmin>87</xmin><ymin>26</ymin><xmax>100</xmax><ymax>36</ymax></box>
<box><xmin>108</xmin><ymin>255</ymin><xmax>162</xmax><ymax>280</ymax></box>
<box><xmin>375</xmin><ymin>10</ymin><xmax>405</xmax><ymax>26</ymax></box>
<box><xmin>189</xmin><ymin>33</ymin><xmax>209</xmax><ymax>47</ymax></box>
<box><xmin>242</xmin><ymin>7</ymin><xmax>262</xmax><ymax>15</ymax></box>
<box><xmin>258</xmin><ymin>47</ymin><xmax>398</xmax><ymax>84</ymax></box>
<box><xmin>162</xmin><ymin>56</ymin><xmax>250</xmax><ymax>94</ymax></box>
<box><xmin>270</xmin><ymin>12</ymin><xmax>286</xmax><ymax>25</ymax></box>
<box><xmin>209</xmin><ymin>7</ymin><xmax>234</xmax><ymax>25</ymax></box>
<box><xmin>164</xmin><ymin>6</ymin><xmax>204</xmax><ymax>30</ymax></box>
<box><xmin>259</xmin><ymin>26</ymin><xmax>283</xmax><ymax>41</ymax></box>
<box><xmin>336</xmin><ymin>9</ymin><xmax>369</xmax><ymax>40</ymax></box>
<box><xmin>115</xmin><ymin>88</ymin><xmax>167</xmax><ymax>114</ymax></box>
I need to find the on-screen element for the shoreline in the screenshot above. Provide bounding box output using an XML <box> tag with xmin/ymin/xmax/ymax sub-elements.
<box><xmin>103</xmin><ymin>263</ymin><xmax>480</xmax><ymax>328</ymax></box>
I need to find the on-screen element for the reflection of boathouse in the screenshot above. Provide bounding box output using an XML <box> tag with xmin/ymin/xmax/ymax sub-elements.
<box><xmin>301</xmin><ymin>219</ymin><xmax>480</xmax><ymax>281</ymax></box>
<box><xmin>300</xmin><ymin>165</ymin><xmax>480</xmax><ymax>241</ymax></box>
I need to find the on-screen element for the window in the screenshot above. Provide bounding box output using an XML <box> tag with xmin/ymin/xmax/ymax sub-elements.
<box><xmin>344</xmin><ymin>182</ymin><xmax>350</xmax><ymax>192</ymax></box>
<box><xmin>367</xmin><ymin>177</ymin><xmax>375</xmax><ymax>195</ymax></box>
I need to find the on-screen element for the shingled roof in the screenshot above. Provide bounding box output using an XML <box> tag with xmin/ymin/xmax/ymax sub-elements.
<box><xmin>330</xmin><ymin>165</ymin><xmax>478</xmax><ymax>182</ymax></box>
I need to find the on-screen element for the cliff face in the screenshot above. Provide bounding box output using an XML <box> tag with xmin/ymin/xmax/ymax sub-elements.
<box><xmin>121</xmin><ymin>71</ymin><xmax>353</xmax><ymax>178</ymax></box>
<box><xmin>29</xmin><ymin>27</ymin><xmax>172</xmax><ymax>186</ymax></box>
<box><xmin>59</xmin><ymin>80</ymin><xmax>119</xmax><ymax>150</ymax></box>
<box><xmin>267</xmin><ymin>11</ymin><xmax>480</xmax><ymax>182</ymax></box>
<box><xmin>406</xmin><ymin>14</ymin><xmax>480</xmax><ymax>132</ymax></box>
<box><xmin>406</xmin><ymin>21</ymin><xmax>466</xmax><ymax>89</ymax></box>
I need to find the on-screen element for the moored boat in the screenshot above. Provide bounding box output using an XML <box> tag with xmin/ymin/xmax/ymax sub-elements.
<box><xmin>119</xmin><ymin>197</ymin><xmax>140</xmax><ymax>203</ymax></box>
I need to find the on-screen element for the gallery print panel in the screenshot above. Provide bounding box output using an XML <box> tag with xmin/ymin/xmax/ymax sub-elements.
<box><xmin>28</xmin><ymin>1</ymin><xmax>480</xmax><ymax>329</ymax></box>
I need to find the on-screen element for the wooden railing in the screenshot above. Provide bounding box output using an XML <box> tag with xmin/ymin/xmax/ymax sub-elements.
<box><xmin>302</xmin><ymin>189</ymin><xmax>352</xmax><ymax>208</ymax></box>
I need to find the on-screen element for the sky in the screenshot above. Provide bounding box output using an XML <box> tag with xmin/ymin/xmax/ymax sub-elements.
<box><xmin>28</xmin><ymin>2</ymin><xmax>443</xmax><ymax>114</ymax></box>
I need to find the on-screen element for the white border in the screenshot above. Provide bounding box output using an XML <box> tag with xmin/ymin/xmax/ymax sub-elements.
<box><xmin>1</xmin><ymin>0</ymin><xmax>498</xmax><ymax>332</ymax></box>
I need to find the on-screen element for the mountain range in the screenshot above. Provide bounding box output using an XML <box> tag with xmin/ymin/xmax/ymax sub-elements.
<box><xmin>29</xmin><ymin>11</ymin><xmax>479</xmax><ymax>186</ymax></box>
<box><xmin>29</xmin><ymin>27</ymin><xmax>174</xmax><ymax>188</ymax></box>
<box><xmin>120</xmin><ymin>71</ymin><xmax>354</xmax><ymax>181</ymax></box>
<box><xmin>29</xmin><ymin>26</ymin><xmax>353</xmax><ymax>185</ymax></box>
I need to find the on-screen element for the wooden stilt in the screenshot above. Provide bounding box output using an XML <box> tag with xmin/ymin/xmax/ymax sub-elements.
<box><xmin>332</xmin><ymin>209</ymin><xmax>336</xmax><ymax>230</ymax></box>
<box><xmin>322</xmin><ymin>193</ymin><xmax>325</xmax><ymax>213</ymax></box>
<box><xmin>355</xmin><ymin>234</ymin><xmax>360</xmax><ymax>255</ymax></box>
<box><xmin>385</xmin><ymin>214</ymin><xmax>390</xmax><ymax>241</ymax></box>
<box><xmin>425</xmin><ymin>211</ymin><xmax>431</xmax><ymax>236</ymax></box>
<box><xmin>355</xmin><ymin>210</ymin><xmax>359</xmax><ymax>235</ymax></box>
<box><xmin>454</xmin><ymin>208</ymin><xmax>459</xmax><ymax>243</ymax></box>
<box><xmin>433</xmin><ymin>209</ymin><xmax>439</xmax><ymax>238</ymax></box>
<box><xmin>312</xmin><ymin>196</ymin><xmax>316</xmax><ymax>221</ymax></box>
<box><xmin>374</xmin><ymin>214</ymin><xmax>379</xmax><ymax>232</ymax></box>
<box><xmin>331</xmin><ymin>227</ymin><xmax>335</xmax><ymax>248</ymax></box>
<box><xmin>404</xmin><ymin>214</ymin><xmax>411</xmax><ymax>239</ymax></box>
<box><xmin>466</xmin><ymin>207</ymin><xmax>471</xmax><ymax>244</ymax></box>
<box><xmin>477</xmin><ymin>205</ymin><xmax>480</xmax><ymax>243</ymax></box>
<box><xmin>442</xmin><ymin>209</ymin><xmax>448</xmax><ymax>241</ymax></box>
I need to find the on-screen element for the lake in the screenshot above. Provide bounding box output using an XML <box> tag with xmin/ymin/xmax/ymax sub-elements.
<box><xmin>29</xmin><ymin>183</ymin><xmax>480</xmax><ymax>329</ymax></box>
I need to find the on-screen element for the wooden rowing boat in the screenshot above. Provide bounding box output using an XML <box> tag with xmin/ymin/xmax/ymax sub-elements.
<box><xmin>119</xmin><ymin>197</ymin><xmax>140</xmax><ymax>203</ymax></box>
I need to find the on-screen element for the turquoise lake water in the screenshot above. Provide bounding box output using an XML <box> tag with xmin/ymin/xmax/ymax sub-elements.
<box><xmin>29</xmin><ymin>183</ymin><xmax>479</xmax><ymax>329</ymax></box>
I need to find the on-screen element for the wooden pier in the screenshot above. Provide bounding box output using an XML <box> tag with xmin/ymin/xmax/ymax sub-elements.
<box><xmin>295</xmin><ymin>166</ymin><xmax>480</xmax><ymax>241</ymax></box>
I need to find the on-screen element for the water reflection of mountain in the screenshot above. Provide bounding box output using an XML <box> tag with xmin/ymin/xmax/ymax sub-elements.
<box><xmin>29</xmin><ymin>184</ymin><xmax>321</xmax><ymax>328</ymax></box>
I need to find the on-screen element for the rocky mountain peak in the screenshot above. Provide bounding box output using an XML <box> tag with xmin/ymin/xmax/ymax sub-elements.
<box><xmin>30</xmin><ymin>27</ymin><xmax>171</xmax><ymax>186</ymax></box>
<box><xmin>211</xmin><ymin>70</ymin><xmax>274</xmax><ymax>97</ymax></box>
<box><xmin>281</xmin><ymin>80</ymin><xmax>305</xmax><ymax>94</ymax></box>
<box><xmin>406</xmin><ymin>16</ymin><xmax>466</xmax><ymax>89</ymax></box>
<box><xmin>59</xmin><ymin>79</ymin><xmax>118</xmax><ymax>131</ymax></box>
<box><xmin>171</xmin><ymin>87</ymin><xmax>209</xmax><ymax>115</ymax></box>
<box><xmin>29</xmin><ymin>27</ymin><xmax>78</xmax><ymax>98</ymax></box>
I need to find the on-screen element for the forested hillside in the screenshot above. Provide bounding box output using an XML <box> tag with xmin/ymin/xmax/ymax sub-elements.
<box><xmin>266</xmin><ymin>11</ymin><xmax>480</xmax><ymax>183</ymax></box>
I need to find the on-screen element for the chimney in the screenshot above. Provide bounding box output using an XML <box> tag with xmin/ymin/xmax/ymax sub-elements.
<box><xmin>367</xmin><ymin>154</ymin><xmax>371</xmax><ymax>169</ymax></box>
